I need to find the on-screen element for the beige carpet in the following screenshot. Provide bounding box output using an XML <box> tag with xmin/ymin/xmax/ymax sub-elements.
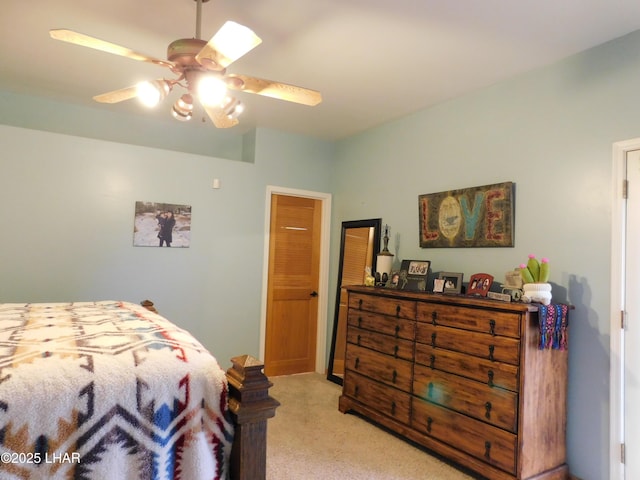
<box><xmin>266</xmin><ymin>373</ymin><xmax>479</xmax><ymax>480</ymax></box>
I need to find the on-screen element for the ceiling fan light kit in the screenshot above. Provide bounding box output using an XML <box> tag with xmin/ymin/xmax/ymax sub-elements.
<box><xmin>48</xmin><ymin>0</ymin><xmax>321</xmax><ymax>129</ymax></box>
<box><xmin>222</xmin><ymin>96</ymin><xmax>244</xmax><ymax>119</ymax></box>
<box><xmin>171</xmin><ymin>93</ymin><xmax>194</xmax><ymax>121</ymax></box>
<box><xmin>196</xmin><ymin>75</ymin><xmax>227</xmax><ymax>107</ymax></box>
<box><xmin>136</xmin><ymin>79</ymin><xmax>172</xmax><ymax>107</ymax></box>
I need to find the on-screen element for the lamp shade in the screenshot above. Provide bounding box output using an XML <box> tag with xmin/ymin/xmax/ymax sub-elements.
<box><xmin>376</xmin><ymin>252</ymin><xmax>393</xmax><ymax>278</ymax></box>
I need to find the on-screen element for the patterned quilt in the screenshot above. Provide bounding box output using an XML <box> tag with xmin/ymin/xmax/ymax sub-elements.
<box><xmin>0</xmin><ymin>301</ymin><xmax>233</xmax><ymax>480</ymax></box>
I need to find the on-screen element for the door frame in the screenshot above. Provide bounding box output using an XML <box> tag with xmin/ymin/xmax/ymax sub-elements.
<box><xmin>611</xmin><ymin>138</ymin><xmax>639</xmax><ymax>480</ymax></box>
<box><xmin>259</xmin><ymin>185</ymin><xmax>332</xmax><ymax>374</ymax></box>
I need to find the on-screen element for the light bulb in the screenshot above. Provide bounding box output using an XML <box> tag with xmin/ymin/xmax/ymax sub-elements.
<box><xmin>197</xmin><ymin>75</ymin><xmax>227</xmax><ymax>107</ymax></box>
<box><xmin>136</xmin><ymin>80</ymin><xmax>170</xmax><ymax>107</ymax></box>
<box><xmin>232</xmin><ymin>102</ymin><xmax>244</xmax><ymax>117</ymax></box>
<box><xmin>172</xmin><ymin>94</ymin><xmax>194</xmax><ymax>121</ymax></box>
<box><xmin>222</xmin><ymin>96</ymin><xmax>244</xmax><ymax>119</ymax></box>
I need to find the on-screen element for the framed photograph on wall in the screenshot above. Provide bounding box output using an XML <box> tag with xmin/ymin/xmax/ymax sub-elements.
<box><xmin>438</xmin><ymin>272</ymin><xmax>463</xmax><ymax>294</ymax></box>
<box><xmin>467</xmin><ymin>273</ymin><xmax>494</xmax><ymax>297</ymax></box>
<box><xmin>399</xmin><ymin>260</ymin><xmax>431</xmax><ymax>291</ymax></box>
<box><xmin>133</xmin><ymin>201</ymin><xmax>192</xmax><ymax>248</ymax></box>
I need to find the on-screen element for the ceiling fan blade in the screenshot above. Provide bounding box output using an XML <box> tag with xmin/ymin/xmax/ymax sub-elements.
<box><xmin>93</xmin><ymin>86</ymin><xmax>139</xmax><ymax>104</ymax></box>
<box><xmin>202</xmin><ymin>104</ymin><xmax>239</xmax><ymax>129</ymax></box>
<box><xmin>226</xmin><ymin>74</ymin><xmax>322</xmax><ymax>106</ymax></box>
<box><xmin>195</xmin><ymin>21</ymin><xmax>262</xmax><ymax>70</ymax></box>
<box><xmin>49</xmin><ymin>29</ymin><xmax>175</xmax><ymax>69</ymax></box>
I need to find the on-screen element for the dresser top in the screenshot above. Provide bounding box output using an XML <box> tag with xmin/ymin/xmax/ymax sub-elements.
<box><xmin>345</xmin><ymin>285</ymin><xmax>539</xmax><ymax>313</ymax></box>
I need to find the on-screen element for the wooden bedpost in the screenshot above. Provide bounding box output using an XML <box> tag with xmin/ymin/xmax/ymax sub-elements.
<box><xmin>140</xmin><ymin>299</ymin><xmax>158</xmax><ymax>313</ymax></box>
<box><xmin>226</xmin><ymin>355</ymin><xmax>280</xmax><ymax>480</ymax></box>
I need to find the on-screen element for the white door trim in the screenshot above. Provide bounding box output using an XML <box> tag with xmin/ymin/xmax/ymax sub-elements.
<box><xmin>611</xmin><ymin>138</ymin><xmax>639</xmax><ymax>480</ymax></box>
<box><xmin>259</xmin><ymin>185</ymin><xmax>332</xmax><ymax>374</ymax></box>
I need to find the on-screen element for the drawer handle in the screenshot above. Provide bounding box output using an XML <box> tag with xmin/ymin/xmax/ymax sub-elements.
<box><xmin>357</xmin><ymin>334</ymin><xmax>361</xmax><ymax>346</ymax></box>
<box><xmin>354</xmin><ymin>385</ymin><xmax>359</xmax><ymax>397</ymax></box>
<box><xmin>428</xmin><ymin>382</ymin><xmax>434</xmax><ymax>398</ymax></box>
<box><xmin>393</xmin><ymin>345</ymin><xmax>399</xmax><ymax>358</ymax></box>
<box><xmin>429</xmin><ymin>354</ymin><xmax>436</xmax><ymax>369</ymax></box>
<box><xmin>489</xmin><ymin>319</ymin><xmax>496</xmax><ymax>336</ymax></box>
<box><xmin>488</xmin><ymin>345</ymin><xmax>495</xmax><ymax>361</ymax></box>
<box><xmin>484</xmin><ymin>441</ymin><xmax>492</xmax><ymax>459</ymax></box>
<box><xmin>431</xmin><ymin>311</ymin><xmax>437</xmax><ymax>325</ymax></box>
<box><xmin>391</xmin><ymin>401</ymin><xmax>396</xmax><ymax>416</ymax></box>
<box><xmin>355</xmin><ymin>357</ymin><xmax>360</xmax><ymax>369</ymax></box>
<box><xmin>487</xmin><ymin>370</ymin><xmax>494</xmax><ymax>388</ymax></box>
<box><xmin>392</xmin><ymin>370</ymin><xmax>398</xmax><ymax>384</ymax></box>
<box><xmin>394</xmin><ymin>325</ymin><xmax>400</xmax><ymax>338</ymax></box>
<box><xmin>395</xmin><ymin>305</ymin><xmax>401</xmax><ymax>317</ymax></box>
<box><xmin>358</xmin><ymin>316</ymin><xmax>363</xmax><ymax>328</ymax></box>
<box><xmin>485</xmin><ymin>401</ymin><xmax>492</xmax><ymax>419</ymax></box>
<box><xmin>426</xmin><ymin>416</ymin><xmax>433</xmax><ymax>433</ymax></box>
<box><xmin>431</xmin><ymin>332</ymin><xmax>437</xmax><ymax>347</ymax></box>
<box><xmin>358</xmin><ymin>298</ymin><xmax>363</xmax><ymax>310</ymax></box>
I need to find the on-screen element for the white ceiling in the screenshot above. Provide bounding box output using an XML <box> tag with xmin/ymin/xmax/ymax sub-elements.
<box><xmin>3</xmin><ymin>0</ymin><xmax>640</xmax><ymax>141</ymax></box>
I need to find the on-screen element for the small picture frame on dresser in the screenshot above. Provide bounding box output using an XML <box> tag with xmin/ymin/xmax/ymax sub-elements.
<box><xmin>439</xmin><ymin>272</ymin><xmax>463</xmax><ymax>294</ymax></box>
<box><xmin>399</xmin><ymin>259</ymin><xmax>431</xmax><ymax>291</ymax></box>
<box><xmin>433</xmin><ymin>278</ymin><xmax>445</xmax><ymax>293</ymax></box>
<box><xmin>467</xmin><ymin>273</ymin><xmax>494</xmax><ymax>297</ymax></box>
<box><xmin>385</xmin><ymin>271</ymin><xmax>401</xmax><ymax>288</ymax></box>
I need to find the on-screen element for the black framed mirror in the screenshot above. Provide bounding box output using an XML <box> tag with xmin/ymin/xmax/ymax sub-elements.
<box><xmin>327</xmin><ymin>218</ymin><xmax>381</xmax><ymax>385</ymax></box>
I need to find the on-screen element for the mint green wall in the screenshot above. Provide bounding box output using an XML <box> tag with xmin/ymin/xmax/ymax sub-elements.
<box><xmin>0</xmin><ymin>124</ymin><xmax>334</xmax><ymax>368</ymax></box>
<box><xmin>331</xmin><ymin>28</ymin><xmax>640</xmax><ymax>480</ymax></box>
<box><xmin>0</xmin><ymin>91</ymin><xmax>250</xmax><ymax>161</ymax></box>
<box><xmin>3</xmin><ymin>27</ymin><xmax>640</xmax><ymax>480</ymax></box>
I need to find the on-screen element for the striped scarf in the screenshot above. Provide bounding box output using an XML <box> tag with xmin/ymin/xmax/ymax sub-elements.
<box><xmin>538</xmin><ymin>303</ymin><xmax>570</xmax><ymax>350</ymax></box>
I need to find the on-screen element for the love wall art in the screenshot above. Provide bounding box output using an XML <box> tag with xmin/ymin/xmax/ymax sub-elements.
<box><xmin>418</xmin><ymin>181</ymin><xmax>515</xmax><ymax>248</ymax></box>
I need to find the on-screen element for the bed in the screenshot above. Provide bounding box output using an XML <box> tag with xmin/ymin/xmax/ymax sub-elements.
<box><xmin>0</xmin><ymin>300</ymin><xmax>278</xmax><ymax>480</ymax></box>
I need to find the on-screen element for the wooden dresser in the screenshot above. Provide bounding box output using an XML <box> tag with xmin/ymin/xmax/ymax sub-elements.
<box><xmin>339</xmin><ymin>286</ymin><xmax>568</xmax><ymax>480</ymax></box>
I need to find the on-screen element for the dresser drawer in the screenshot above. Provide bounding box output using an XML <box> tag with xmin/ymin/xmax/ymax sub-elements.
<box><xmin>412</xmin><ymin>397</ymin><xmax>517</xmax><ymax>475</ymax></box>
<box><xmin>415</xmin><ymin>342</ymin><xmax>519</xmax><ymax>392</ymax></box>
<box><xmin>349</xmin><ymin>292</ymin><xmax>416</xmax><ymax>320</ymax></box>
<box><xmin>414</xmin><ymin>365</ymin><xmax>518</xmax><ymax>432</ymax></box>
<box><xmin>344</xmin><ymin>370</ymin><xmax>411</xmax><ymax>425</ymax></box>
<box><xmin>348</xmin><ymin>309</ymin><xmax>416</xmax><ymax>341</ymax></box>
<box><xmin>348</xmin><ymin>326</ymin><xmax>414</xmax><ymax>361</ymax></box>
<box><xmin>346</xmin><ymin>343</ymin><xmax>413</xmax><ymax>392</ymax></box>
<box><xmin>416</xmin><ymin>323</ymin><xmax>520</xmax><ymax>366</ymax></box>
<box><xmin>417</xmin><ymin>303</ymin><xmax>521</xmax><ymax>338</ymax></box>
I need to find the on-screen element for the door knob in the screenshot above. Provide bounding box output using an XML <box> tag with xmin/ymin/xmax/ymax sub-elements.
<box><xmin>310</xmin><ymin>291</ymin><xmax>318</xmax><ymax>297</ymax></box>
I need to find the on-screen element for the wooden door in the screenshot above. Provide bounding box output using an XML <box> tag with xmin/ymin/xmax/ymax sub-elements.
<box><xmin>264</xmin><ymin>194</ymin><xmax>322</xmax><ymax>376</ymax></box>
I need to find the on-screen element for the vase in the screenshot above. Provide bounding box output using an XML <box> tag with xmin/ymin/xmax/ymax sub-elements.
<box><xmin>522</xmin><ymin>283</ymin><xmax>552</xmax><ymax>305</ymax></box>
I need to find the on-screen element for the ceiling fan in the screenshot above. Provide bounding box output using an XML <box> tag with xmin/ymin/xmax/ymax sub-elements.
<box><xmin>49</xmin><ymin>0</ymin><xmax>322</xmax><ymax>129</ymax></box>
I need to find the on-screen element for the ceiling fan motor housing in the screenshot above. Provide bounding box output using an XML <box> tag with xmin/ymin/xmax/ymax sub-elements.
<box><xmin>167</xmin><ymin>38</ymin><xmax>211</xmax><ymax>68</ymax></box>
